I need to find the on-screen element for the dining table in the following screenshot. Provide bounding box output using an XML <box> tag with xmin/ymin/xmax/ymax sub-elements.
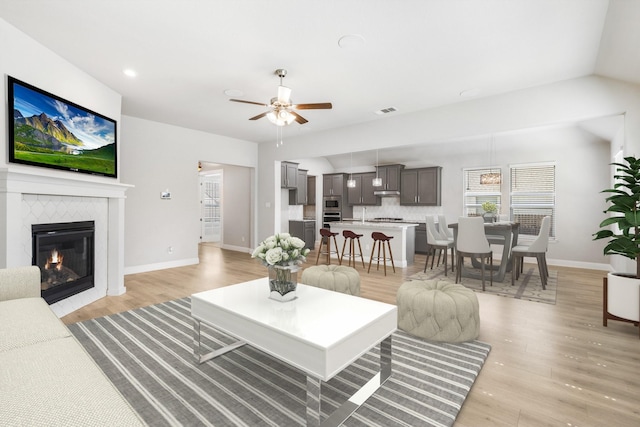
<box><xmin>449</xmin><ymin>221</ymin><xmax>520</xmax><ymax>282</ymax></box>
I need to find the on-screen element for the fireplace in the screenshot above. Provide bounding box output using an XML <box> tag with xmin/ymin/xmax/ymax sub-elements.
<box><xmin>32</xmin><ymin>221</ymin><xmax>95</xmax><ymax>305</ymax></box>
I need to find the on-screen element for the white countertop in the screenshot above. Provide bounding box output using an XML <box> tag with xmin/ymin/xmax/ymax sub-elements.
<box><xmin>332</xmin><ymin>221</ymin><xmax>419</xmax><ymax>228</ymax></box>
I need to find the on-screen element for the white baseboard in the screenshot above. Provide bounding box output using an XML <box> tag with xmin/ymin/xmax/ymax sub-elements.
<box><xmin>124</xmin><ymin>258</ymin><xmax>199</xmax><ymax>275</ymax></box>
<box><xmin>221</xmin><ymin>244</ymin><xmax>252</xmax><ymax>254</ymax></box>
<box><xmin>545</xmin><ymin>258</ymin><xmax>610</xmax><ymax>271</ymax></box>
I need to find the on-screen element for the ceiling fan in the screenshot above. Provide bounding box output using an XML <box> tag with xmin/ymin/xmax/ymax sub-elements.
<box><xmin>229</xmin><ymin>69</ymin><xmax>332</xmax><ymax>126</ymax></box>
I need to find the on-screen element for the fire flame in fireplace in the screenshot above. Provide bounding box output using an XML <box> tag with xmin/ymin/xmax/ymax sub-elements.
<box><xmin>45</xmin><ymin>249</ymin><xmax>64</xmax><ymax>271</ymax></box>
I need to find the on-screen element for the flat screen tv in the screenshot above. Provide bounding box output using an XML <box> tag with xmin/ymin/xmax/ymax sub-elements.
<box><xmin>7</xmin><ymin>76</ymin><xmax>117</xmax><ymax>178</ymax></box>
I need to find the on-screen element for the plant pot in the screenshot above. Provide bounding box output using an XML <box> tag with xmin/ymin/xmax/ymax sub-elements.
<box><xmin>604</xmin><ymin>273</ymin><xmax>640</xmax><ymax>336</ymax></box>
<box><xmin>482</xmin><ymin>213</ymin><xmax>496</xmax><ymax>223</ymax></box>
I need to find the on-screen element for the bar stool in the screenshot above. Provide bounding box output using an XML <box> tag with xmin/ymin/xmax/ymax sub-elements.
<box><xmin>315</xmin><ymin>228</ymin><xmax>342</xmax><ymax>265</ymax></box>
<box><xmin>340</xmin><ymin>230</ymin><xmax>365</xmax><ymax>268</ymax></box>
<box><xmin>368</xmin><ymin>232</ymin><xmax>395</xmax><ymax>275</ymax></box>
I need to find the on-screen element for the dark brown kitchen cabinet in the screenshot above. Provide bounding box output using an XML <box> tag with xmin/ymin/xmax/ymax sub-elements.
<box><xmin>307</xmin><ymin>175</ymin><xmax>316</xmax><ymax>205</ymax></box>
<box><xmin>375</xmin><ymin>164</ymin><xmax>404</xmax><ymax>191</ymax></box>
<box><xmin>323</xmin><ymin>173</ymin><xmax>346</xmax><ymax>196</ymax></box>
<box><xmin>400</xmin><ymin>167</ymin><xmax>442</xmax><ymax>206</ymax></box>
<box><xmin>289</xmin><ymin>169</ymin><xmax>308</xmax><ymax>205</ymax></box>
<box><xmin>281</xmin><ymin>161</ymin><xmax>298</xmax><ymax>189</ymax></box>
<box><xmin>347</xmin><ymin>172</ymin><xmax>381</xmax><ymax>205</ymax></box>
<box><xmin>289</xmin><ymin>220</ymin><xmax>316</xmax><ymax>250</ymax></box>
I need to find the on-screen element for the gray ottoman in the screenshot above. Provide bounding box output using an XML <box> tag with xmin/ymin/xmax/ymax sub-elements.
<box><xmin>396</xmin><ymin>280</ymin><xmax>479</xmax><ymax>343</ymax></box>
<box><xmin>301</xmin><ymin>265</ymin><xmax>361</xmax><ymax>296</ymax></box>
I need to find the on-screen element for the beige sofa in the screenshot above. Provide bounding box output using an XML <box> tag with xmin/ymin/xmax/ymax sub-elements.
<box><xmin>0</xmin><ymin>266</ymin><xmax>145</xmax><ymax>426</ymax></box>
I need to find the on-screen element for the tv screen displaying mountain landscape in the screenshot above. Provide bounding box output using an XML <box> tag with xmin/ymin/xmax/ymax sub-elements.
<box><xmin>8</xmin><ymin>76</ymin><xmax>117</xmax><ymax>178</ymax></box>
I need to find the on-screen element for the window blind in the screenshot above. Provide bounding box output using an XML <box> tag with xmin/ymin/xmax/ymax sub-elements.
<box><xmin>510</xmin><ymin>163</ymin><xmax>555</xmax><ymax>237</ymax></box>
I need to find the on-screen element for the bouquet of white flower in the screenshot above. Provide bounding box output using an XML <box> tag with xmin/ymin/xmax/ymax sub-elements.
<box><xmin>251</xmin><ymin>232</ymin><xmax>311</xmax><ymax>267</ymax></box>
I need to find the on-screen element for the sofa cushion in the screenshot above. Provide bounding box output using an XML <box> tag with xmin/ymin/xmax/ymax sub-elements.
<box><xmin>0</xmin><ymin>297</ymin><xmax>71</xmax><ymax>352</ymax></box>
<box><xmin>0</xmin><ymin>336</ymin><xmax>144</xmax><ymax>426</ymax></box>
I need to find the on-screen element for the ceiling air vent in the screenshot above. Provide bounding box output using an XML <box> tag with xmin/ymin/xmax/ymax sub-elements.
<box><xmin>375</xmin><ymin>107</ymin><xmax>398</xmax><ymax>115</ymax></box>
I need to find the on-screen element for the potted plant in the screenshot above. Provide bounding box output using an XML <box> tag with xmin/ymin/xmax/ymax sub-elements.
<box><xmin>481</xmin><ymin>201</ymin><xmax>498</xmax><ymax>223</ymax></box>
<box><xmin>593</xmin><ymin>156</ymin><xmax>640</xmax><ymax>336</ymax></box>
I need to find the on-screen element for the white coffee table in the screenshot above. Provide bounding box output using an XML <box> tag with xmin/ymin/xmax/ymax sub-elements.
<box><xmin>191</xmin><ymin>277</ymin><xmax>397</xmax><ymax>427</ymax></box>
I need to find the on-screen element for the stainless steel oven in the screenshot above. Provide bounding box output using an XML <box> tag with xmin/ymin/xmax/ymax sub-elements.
<box><xmin>323</xmin><ymin>196</ymin><xmax>341</xmax><ymax>211</ymax></box>
<box><xmin>322</xmin><ymin>211</ymin><xmax>341</xmax><ymax>228</ymax></box>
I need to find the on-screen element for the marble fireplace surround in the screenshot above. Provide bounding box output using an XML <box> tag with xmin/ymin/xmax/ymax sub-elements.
<box><xmin>0</xmin><ymin>168</ymin><xmax>132</xmax><ymax>317</ymax></box>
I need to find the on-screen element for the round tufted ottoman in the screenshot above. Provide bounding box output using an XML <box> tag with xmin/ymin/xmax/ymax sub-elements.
<box><xmin>301</xmin><ymin>265</ymin><xmax>360</xmax><ymax>296</ymax></box>
<box><xmin>396</xmin><ymin>280</ymin><xmax>479</xmax><ymax>343</ymax></box>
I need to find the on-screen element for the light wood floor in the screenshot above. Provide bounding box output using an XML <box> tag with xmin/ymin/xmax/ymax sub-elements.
<box><xmin>62</xmin><ymin>243</ymin><xmax>640</xmax><ymax>427</ymax></box>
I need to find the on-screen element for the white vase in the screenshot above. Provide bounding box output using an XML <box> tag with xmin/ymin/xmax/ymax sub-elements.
<box><xmin>606</xmin><ymin>272</ymin><xmax>640</xmax><ymax>322</ymax></box>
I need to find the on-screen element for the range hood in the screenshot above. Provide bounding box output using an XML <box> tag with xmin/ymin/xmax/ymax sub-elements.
<box><xmin>373</xmin><ymin>190</ymin><xmax>400</xmax><ymax>197</ymax></box>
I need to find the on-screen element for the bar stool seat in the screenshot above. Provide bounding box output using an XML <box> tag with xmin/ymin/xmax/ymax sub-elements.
<box><xmin>341</xmin><ymin>230</ymin><xmax>365</xmax><ymax>269</ymax></box>
<box><xmin>368</xmin><ymin>232</ymin><xmax>395</xmax><ymax>275</ymax></box>
<box><xmin>315</xmin><ymin>228</ymin><xmax>342</xmax><ymax>265</ymax></box>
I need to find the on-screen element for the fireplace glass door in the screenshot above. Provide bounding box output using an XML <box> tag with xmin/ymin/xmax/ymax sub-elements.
<box><xmin>32</xmin><ymin>221</ymin><xmax>95</xmax><ymax>304</ymax></box>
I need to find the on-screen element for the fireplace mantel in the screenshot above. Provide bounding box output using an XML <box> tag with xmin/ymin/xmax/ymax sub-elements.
<box><xmin>0</xmin><ymin>166</ymin><xmax>133</xmax><ymax>317</ymax></box>
<box><xmin>0</xmin><ymin>167</ymin><xmax>132</xmax><ymax>199</ymax></box>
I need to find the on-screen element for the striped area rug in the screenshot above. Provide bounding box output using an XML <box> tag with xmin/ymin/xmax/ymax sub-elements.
<box><xmin>68</xmin><ymin>298</ymin><xmax>490</xmax><ymax>427</ymax></box>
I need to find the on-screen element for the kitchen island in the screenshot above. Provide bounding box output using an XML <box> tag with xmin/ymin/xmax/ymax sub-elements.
<box><xmin>329</xmin><ymin>221</ymin><xmax>418</xmax><ymax>267</ymax></box>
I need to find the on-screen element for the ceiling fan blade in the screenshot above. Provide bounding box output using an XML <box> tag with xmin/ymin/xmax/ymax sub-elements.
<box><xmin>292</xmin><ymin>102</ymin><xmax>333</xmax><ymax>110</ymax></box>
<box><xmin>277</xmin><ymin>86</ymin><xmax>292</xmax><ymax>104</ymax></box>
<box><xmin>230</xmin><ymin>99</ymin><xmax>269</xmax><ymax>107</ymax></box>
<box><xmin>289</xmin><ymin>110</ymin><xmax>308</xmax><ymax>124</ymax></box>
<box><xmin>249</xmin><ymin>111</ymin><xmax>269</xmax><ymax>121</ymax></box>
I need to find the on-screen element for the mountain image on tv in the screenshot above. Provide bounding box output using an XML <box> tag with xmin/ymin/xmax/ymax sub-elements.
<box><xmin>9</xmin><ymin>77</ymin><xmax>117</xmax><ymax>177</ymax></box>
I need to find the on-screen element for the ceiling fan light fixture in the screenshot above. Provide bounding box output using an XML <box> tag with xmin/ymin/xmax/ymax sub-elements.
<box><xmin>266</xmin><ymin>109</ymin><xmax>295</xmax><ymax>126</ymax></box>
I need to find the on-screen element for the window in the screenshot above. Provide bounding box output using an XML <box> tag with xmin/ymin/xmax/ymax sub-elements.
<box><xmin>463</xmin><ymin>168</ymin><xmax>502</xmax><ymax>217</ymax></box>
<box><xmin>509</xmin><ymin>163</ymin><xmax>555</xmax><ymax>238</ymax></box>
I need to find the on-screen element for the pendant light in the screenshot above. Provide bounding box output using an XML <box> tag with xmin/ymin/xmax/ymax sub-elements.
<box><xmin>480</xmin><ymin>135</ymin><xmax>501</xmax><ymax>185</ymax></box>
<box><xmin>372</xmin><ymin>149</ymin><xmax>383</xmax><ymax>187</ymax></box>
<box><xmin>347</xmin><ymin>152</ymin><xmax>356</xmax><ymax>188</ymax></box>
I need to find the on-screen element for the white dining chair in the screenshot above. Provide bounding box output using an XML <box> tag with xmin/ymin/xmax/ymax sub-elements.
<box><xmin>437</xmin><ymin>214</ymin><xmax>454</xmax><ymax>241</ymax></box>
<box><xmin>455</xmin><ymin>216</ymin><xmax>493</xmax><ymax>290</ymax></box>
<box><xmin>511</xmin><ymin>216</ymin><xmax>551</xmax><ymax>290</ymax></box>
<box><xmin>424</xmin><ymin>215</ymin><xmax>455</xmax><ymax>276</ymax></box>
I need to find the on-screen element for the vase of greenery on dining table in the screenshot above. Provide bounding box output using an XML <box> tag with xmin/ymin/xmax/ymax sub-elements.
<box><xmin>481</xmin><ymin>201</ymin><xmax>498</xmax><ymax>223</ymax></box>
<box><xmin>251</xmin><ymin>232</ymin><xmax>311</xmax><ymax>302</ymax></box>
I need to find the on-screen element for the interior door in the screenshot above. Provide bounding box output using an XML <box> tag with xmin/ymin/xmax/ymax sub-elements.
<box><xmin>200</xmin><ymin>172</ymin><xmax>222</xmax><ymax>243</ymax></box>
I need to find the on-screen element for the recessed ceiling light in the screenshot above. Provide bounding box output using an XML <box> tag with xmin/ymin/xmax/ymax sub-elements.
<box><xmin>460</xmin><ymin>88</ymin><xmax>480</xmax><ymax>98</ymax></box>
<box><xmin>224</xmin><ymin>89</ymin><xmax>244</xmax><ymax>97</ymax></box>
<box><xmin>122</xmin><ymin>68</ymin><xmax>137</xmax><ymax>78</ymax></box>
<box><xmin>338</xmin><ymin>34</ymin><xmax>366</xmax><ymax>49</ymax></box>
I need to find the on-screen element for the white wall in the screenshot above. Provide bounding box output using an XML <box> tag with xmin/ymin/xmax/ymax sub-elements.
<box><xmin>220</xmin><ymin>164</ymin><xmax>253</xmax><ymax>252</ymax></box>
<box><xmin>120</xmin><ymin>116</ymin><xmax>257</xmax><ymax>274</ymax></box>
<box><xmin>0</xmin><ymin>19</ymin><xmax>122</xmax><ymax>170</ymax></box>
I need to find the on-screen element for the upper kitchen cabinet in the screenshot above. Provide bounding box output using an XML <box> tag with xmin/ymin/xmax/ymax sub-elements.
<box><xmin>323</xmin><ymin>173</ymin><xmax>347</xmax><ymax>196</ymax></box>
<box><xmin>400</xmin><ymin>167</ymin><xmax>442</xmax><ymax>206</ymax></box>
<box><xmin>281</xmin><ymin>161</ymin><xmax>298</xmax><ymax>189</ymax></box>
<box><xmin>375</xmin><ymin>164</ymin><xmax>404</xmax><ymax>192</ymax></box>
<box><xmin>307</xmin><ymin>175</ymin><xmax>316</xmax><ymax>205</ymax></box>
<box><xmin>347</xmin><ymin>172</ymin><xmax>381</xmax><ymax>205</ymax></box>
<box><xmin>289</xmin><ymin>169</ymin><xmax>308</xmax><ymax>205</ymax></box>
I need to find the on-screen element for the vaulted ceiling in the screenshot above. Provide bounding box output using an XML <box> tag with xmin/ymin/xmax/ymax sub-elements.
<box><xmin>1</xmin><ymin>0</ymin><xmax>638</xmax><ymax>146</ymax></box>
